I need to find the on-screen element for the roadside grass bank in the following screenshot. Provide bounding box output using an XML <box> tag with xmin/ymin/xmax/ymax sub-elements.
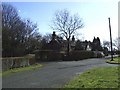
<box><xmin>64</xmin><ymin>66</ymin><xmax>119</xmax><ymax>88</ymax></box>
<box><xmin>0</xmin><ymin>63</ymin><xmax>42</xmax><ymax>77</ymax></box>
<box><xmin>106</xmin><ymin>57</ymin><xmax>120</xmax><ymax>64</ymax></box>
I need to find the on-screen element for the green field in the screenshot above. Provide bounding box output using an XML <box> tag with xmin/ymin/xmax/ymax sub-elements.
<box><xmin>64</xmin><ymin>66</ymin><xmax>119</xmax><ymax>88</ymax></box>
<box><xmin>106</xmin><ymin>57</ymin><xmax>120</xmax><ymax>64</ymax></box>
<box><xmin>0</xmin><ymin>63</ymin><xmax>42</xmax><ymax>77</ymax></box>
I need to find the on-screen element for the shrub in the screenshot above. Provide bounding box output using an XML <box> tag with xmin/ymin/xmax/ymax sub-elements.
<box><xmin>35</xmin><ymin>50</ymin><xmax>63</xmax><ymax>61</ymax></box>
<box><xmin>63</xmin><ymin>51</ymin><xmax>95</xmax><ymax>61</ymax></box>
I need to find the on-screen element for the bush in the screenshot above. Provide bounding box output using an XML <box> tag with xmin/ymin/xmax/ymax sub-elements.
<box><xmin>63</xmin><ymin>51</ymin><xmax>95</xmax><ymax>61</ymax></box>
<box><xmin>35</xmin><ymin>50</ymin><xmax>63</xmax><ymax>61</ymax></box>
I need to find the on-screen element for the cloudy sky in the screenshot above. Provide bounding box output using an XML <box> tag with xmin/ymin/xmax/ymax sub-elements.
<box><xmin>3</xmin><ymin>0</ymin><xmax>119</xmax><ymax>43</ymax></box>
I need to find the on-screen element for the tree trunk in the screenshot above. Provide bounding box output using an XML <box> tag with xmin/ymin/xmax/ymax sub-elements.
<box><xmin>67</xmin><ymin>38</ymin><xmax>70</xmax><ymax>56</ymax></box>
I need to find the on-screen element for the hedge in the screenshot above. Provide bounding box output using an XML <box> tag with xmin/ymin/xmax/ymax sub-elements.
<box><xmin>63</xmin><ymin>51</ymin><xmax>95</xmax><ymax>61</ymax></box>
<box><xmin>35</xmin><ymin>50</ymin><xmax>64</xmax><ymax>61</ymax></box>
<box><xmin>35</xmin><ymin>50</ymin><xmax>104</xmax><ymax>61</ymax></box>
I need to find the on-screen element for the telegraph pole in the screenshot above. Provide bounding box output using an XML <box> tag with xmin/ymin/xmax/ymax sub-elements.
<box><xmin>108</xmin><ymin>17</ymin><xmax>113</xmax><ymax>61</ymax></box>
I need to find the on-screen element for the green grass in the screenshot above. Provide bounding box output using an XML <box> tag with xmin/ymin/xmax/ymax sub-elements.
<box><xmin>64</xmin><ymin>66</ymin><xmax>119</xmax><ymax>88</ymax></box>
<box><xmin>0</xmin><ymin>63</ymin><xmax>42</xmax><ymax>77</ymax></box>
<box><xmin>106</xmin><ymin>57</ymin><xmax>120</xmax><ymax>64</ymax></box>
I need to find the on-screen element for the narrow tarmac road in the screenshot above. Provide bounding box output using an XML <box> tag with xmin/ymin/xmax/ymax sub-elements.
<box><xmin>2</xmin><ymin>57</ymin><xmax>118</xmax><ymax>88</ymax></box>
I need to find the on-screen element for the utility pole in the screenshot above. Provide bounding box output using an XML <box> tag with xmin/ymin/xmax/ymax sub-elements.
<box><xmin>108</xmin><ymin>17</ymin><xmax>113</xmax><ymax>61</ymax></box>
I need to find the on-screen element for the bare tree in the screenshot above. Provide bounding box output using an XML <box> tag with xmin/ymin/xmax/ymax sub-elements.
<box><xmin>51</xmin><ymin>9</ymin><xmax>84</xmax><ymax>55</ymax></box>
<box><xmin>118</xmin><ymin>37</ymin><xmax>120</xmax><ymax>56</ymax></box>
<box><xmin>103</xmin><ymin>41</ymin><xmax>111</xmax><ymax>50</ymax></box>
<box><xmin>43</xmin><ymin>33</ymin><xmax>52</xmax><ymax>43</ymax></box>
<box><xmin>113</xmin><ymin>37</ymin><xmax>120</xmax><ymax>50</ymax></box>
<box><xmin>2</xmin><ymin>3</ymin><xmax>41</xmax><ymax>57</ymax></box>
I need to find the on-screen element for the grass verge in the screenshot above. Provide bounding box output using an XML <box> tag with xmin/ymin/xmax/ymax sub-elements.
<box><xmin>106</xmin><ymin>57</ymin><xmax>120</xmax><ymax>64</ymax></box>
<box><xmin>64</xmin><ymin>66</ymin><xmax>119</xmax><ymax>88</ymax></box>
<box><xmin>0</xmin><ymin>63</ymin><xmax>42</xmax><ymax>77</ymax></box>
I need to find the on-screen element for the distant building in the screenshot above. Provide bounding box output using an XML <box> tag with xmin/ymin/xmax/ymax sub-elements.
<box><xmin>48</xmin><ymin>31</ymin><xmax>61</xmax><ymax>50</ymax></box>
<box><xmin>71</xmin><ymin>35</ymin><xmax>76</xmax><ymax>50</ymax></box>
<box><xmin>47</xmin><ymin>32</ymin><xmax>103</xmax><ymax>52</ymax></box>
<box><xmin>86</xmin><ymin>44</ymin><xmax>92</xmax><ymax>51</ymax></box>
<box><xmin>60</xmin><ymin>38</ymin><xmax>76</xmax><ymax>51</ymax></box>
<box><xmin>92</xmin><ymin>37</ymin><xmax>102</xmax><ymax>51</ymax></box>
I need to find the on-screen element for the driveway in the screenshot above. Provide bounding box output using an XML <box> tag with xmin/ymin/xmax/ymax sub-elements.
<box><xmin>2</xmin><ymin>57</ymin><xmax>118</xmax><ymax>88</ymax></box>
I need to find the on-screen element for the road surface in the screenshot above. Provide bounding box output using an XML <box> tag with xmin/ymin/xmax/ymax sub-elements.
<box><xmin>2</xmin><ymin>57</ymin><xmax>118</xmax><ymax>88</ymax></box>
